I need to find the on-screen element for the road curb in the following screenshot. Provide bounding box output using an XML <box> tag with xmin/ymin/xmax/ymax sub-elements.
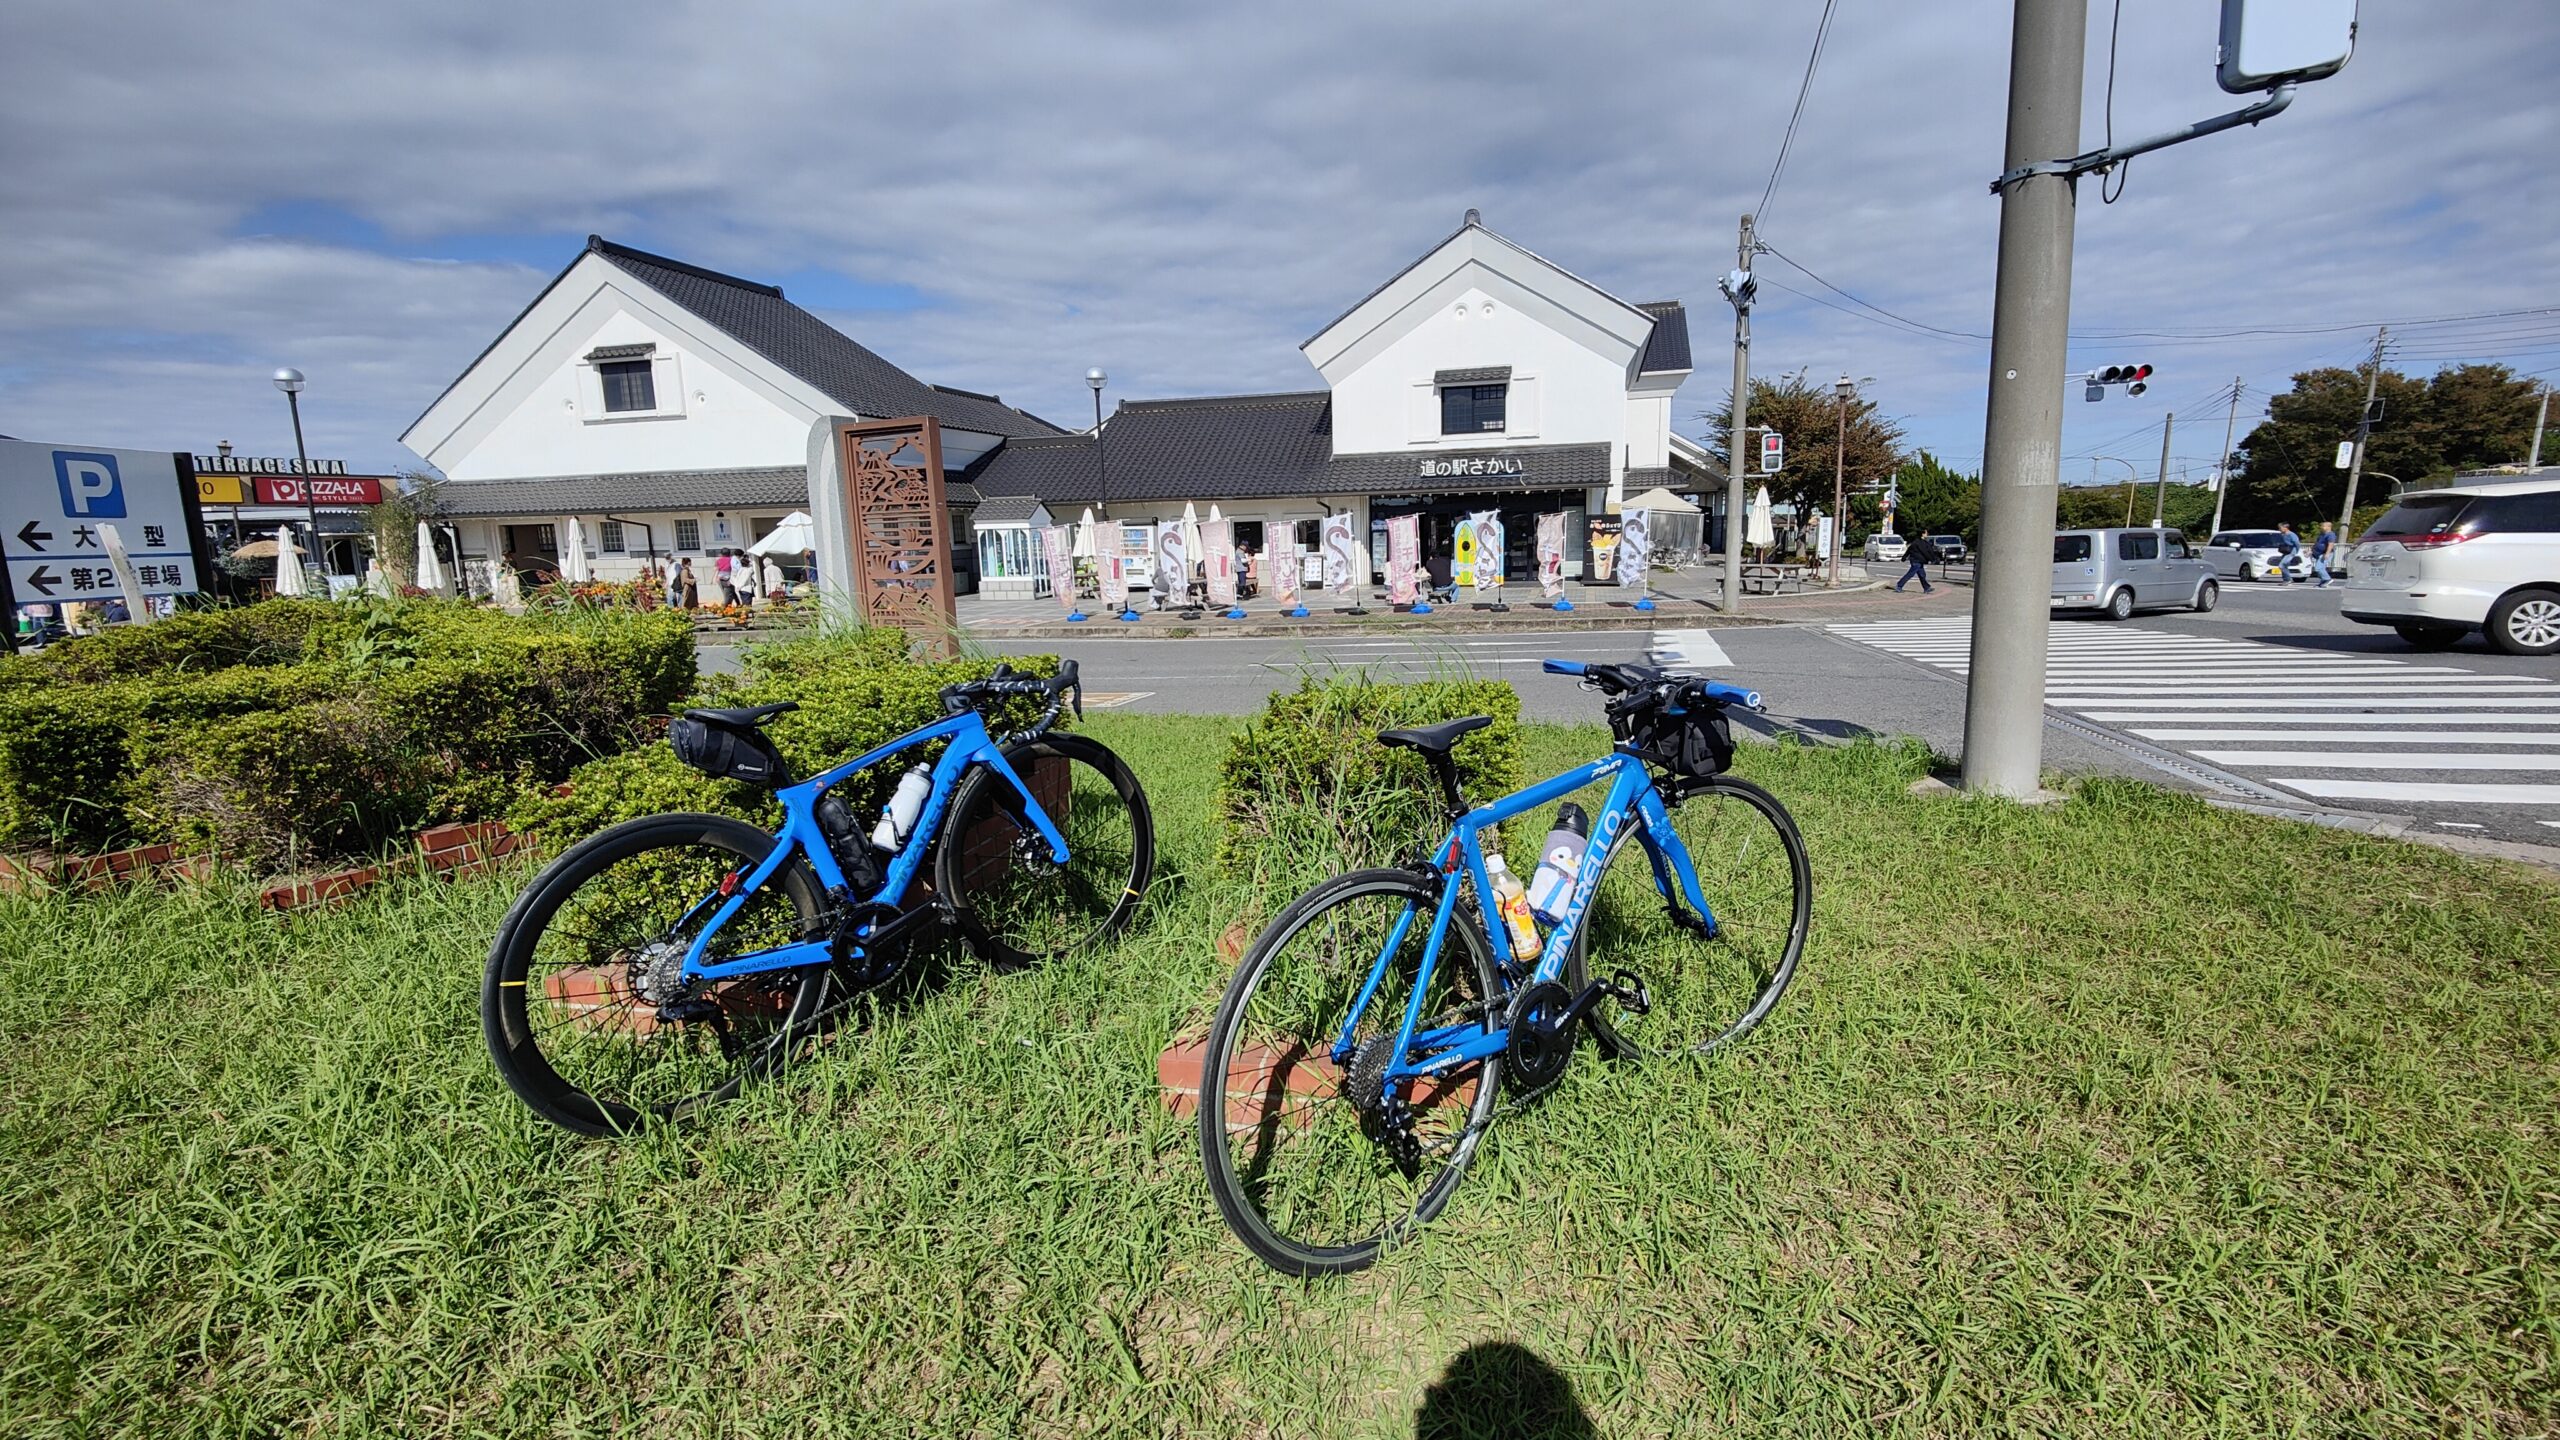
<box><xmin>964</xmin><ymin>611</ymin><xmax>1788</xmax><ymax>641</ymax></box>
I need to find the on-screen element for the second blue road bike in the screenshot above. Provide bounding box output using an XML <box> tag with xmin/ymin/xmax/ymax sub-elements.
<box><xmin>1199</xmin><ymin>661</ymin><xmax>1811</xmax><ymax>1274</ymax></box>
<box><xmin>484</xmin><ymin>661</ymin><xmax>1153</xmax><ymax>1136</ymax></box>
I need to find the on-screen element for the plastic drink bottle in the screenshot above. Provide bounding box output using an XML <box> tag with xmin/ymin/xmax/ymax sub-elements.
<box><xmin>1526</xmin><ymin>802</ymin><xmax>1588</xmax><ymax>924</ymax></box>
<box><xmin>1484</xmin><ymin>854</ymin><xmax>1541</xmax><ymax>960</ymax></box>
<box><xmin>869</xmin><ymin>764</ymin><xmax>934</xmax><ymax>851</ymax></box>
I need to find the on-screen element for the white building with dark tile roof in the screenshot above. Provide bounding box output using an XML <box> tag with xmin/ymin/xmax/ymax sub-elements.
<box><xmin>401</xmin><ymin>236</ymin><xmax>1055</xmax><ymax>585</ymax></box>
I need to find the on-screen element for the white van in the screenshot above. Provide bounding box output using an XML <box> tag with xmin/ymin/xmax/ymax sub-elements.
<box><xmin>2338</xmin><ymin>477</ymin><xmax>2560</xmax><ymax>654</ymax></box>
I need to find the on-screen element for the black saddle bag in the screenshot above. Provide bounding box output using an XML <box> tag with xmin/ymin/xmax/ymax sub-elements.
<box><xmin>669</xmin><ymin>716</ymin><xmax>790</xmax><ymax>787</ymax></box>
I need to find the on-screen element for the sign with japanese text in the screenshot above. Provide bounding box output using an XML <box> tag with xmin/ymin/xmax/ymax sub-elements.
<box><xmin>2</xmin><ymin>440</ymin><xmax>204</xmax><ymax>602</ymax></box>
<box><xmin>1617</xmin><ymin>506</ymin><xmax>1651</xmax><ymax>596</ymax></box>
<box><xmin>1385</xmin><ymin>515</ymin><xmax>1419</xmax><ymax>605</ymax></box>
<box><xmin>1271</xmin><ymin>533</ymin><xmax>1300</xmax><ymax>608</ymax></box>
<box><xmin>1203</xmin><ymin>519</ymin><xmax>1237</xmax><ymax>608</ymax></box>
<box><xmin>1320</xmin><ymin>513</ymin><xmax>1358</xmax><ymax>597</ymax></box>
<box><xmin>1098</xmin><ymin>525</ymin><xmax>1129</xmax><ymax>612</ymax></box>
<box><xmin>1470</xmin><ymin>511</ymin><xmax>1505</xmax><ymax>592</ymax></box>
<box><xmin>1042</xmin><ymin>525</ymin><xmax>1075</xmax><ymax>614</ymax></box>
<box><xmin>1536</xmin><ymin>512</ymin><xmax>1566</xmax><ymax>598</ymax></box>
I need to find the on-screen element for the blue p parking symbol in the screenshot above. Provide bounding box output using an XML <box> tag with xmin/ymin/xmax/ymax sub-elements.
<box><xmin>53</xmin><ymin>451</ymin><xmax>126</xmax><ymax>518</ymax></box>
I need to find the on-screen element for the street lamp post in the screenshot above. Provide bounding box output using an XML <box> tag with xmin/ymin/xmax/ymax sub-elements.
<box><xmin>1829</xmin><ymin>375</ymin><xmax>1866</xmax><ymax>586</ymax></box>
<box><xmin>272</xmin><ymin>368</ymin><xmax>321</xmax><ymax>585</ymax></box>
<box><xmin>1087</xmin><ymin>368</ymin><xmax>1111</xmax><ymax>516</ymax></box>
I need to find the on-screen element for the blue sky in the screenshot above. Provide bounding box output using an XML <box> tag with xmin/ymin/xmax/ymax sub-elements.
<box><xmin>2</xmin><ymin>0</ymin><xmax>2554</xmax><ymax>483</ymax></box>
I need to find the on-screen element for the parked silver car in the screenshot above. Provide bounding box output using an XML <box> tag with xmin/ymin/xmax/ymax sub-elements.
<box><xmin>2051</xmin><ymin>527</ymin><xmax>2219</xmax><ymax>619</ymax></box>
<box><xmin>2202</xmin><ymin>529</ymin><xmax>2310</xmax><ymax>582</ymax></box>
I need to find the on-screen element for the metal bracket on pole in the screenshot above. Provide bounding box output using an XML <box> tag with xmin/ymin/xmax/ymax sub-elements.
<box><xmin>1991</xmin><ymin>83</ymin><xmax>2296</xmax><ymax>193</ymax></box>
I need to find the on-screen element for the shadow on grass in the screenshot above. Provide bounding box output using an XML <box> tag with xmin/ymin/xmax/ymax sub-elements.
<box><xmin>1413</xmin><ymin>1342</ymin><xmax>1596</xmax><ymax>1440</ymax></box>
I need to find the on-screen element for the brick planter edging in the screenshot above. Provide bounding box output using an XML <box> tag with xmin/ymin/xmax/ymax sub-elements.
<box><xmin>0</xmin><ymin>819</ymin><xmax>534</xmax><ymax>914</ymax></box>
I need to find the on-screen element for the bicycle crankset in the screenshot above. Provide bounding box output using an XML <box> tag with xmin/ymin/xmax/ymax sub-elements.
<box><xmin>1503</xmin><ymin>981</ymin><xmax>1577</xmax><ymax>1094</ymax></box>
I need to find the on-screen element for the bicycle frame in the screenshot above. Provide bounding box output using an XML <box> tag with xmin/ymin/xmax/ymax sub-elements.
<box><xmin>674</xmin><ymin>709</ymin><xmax>1068</xmax><ymax>983</ymax></box>
<box><xmin>1340</xmin><ymin>754</ymin><xmax>1718</xmax><ymax>1086</ymax></box>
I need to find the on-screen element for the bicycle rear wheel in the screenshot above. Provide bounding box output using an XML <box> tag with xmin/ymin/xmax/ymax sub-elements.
<box><xmin>1569</xmin><ymin>774</ymin><xmax>1809</xmax><ymax>1061</ymax></box>
<box><xmin>482</xmin><ymin>813</ymin><xmax>832</xmax><ymax>1136</ymax></box>
<box><xmin>1198</xmin><ymin>870</ymin><xmax>1502</xmax><ymax>1276</ymax></box>
<box><xmin>936</xmin><ymin>733</ymin><xmax>1153</xmax><ymax>969</ymax></box>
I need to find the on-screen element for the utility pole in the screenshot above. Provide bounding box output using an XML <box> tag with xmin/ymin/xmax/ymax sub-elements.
<box><xmin>2150</xmin><ymin>411</ymin><xmax>2175</xmax><ymax>528</ymax></box>
<box><xmin>1831</xmin><ymin>380</ymin><xmax>1848</xmax><ymax>586</ymax></box>
<box><xmin>1720</xmin><ymin>213</ymin><xmax>1755</xmax><ymax>614</ymax></box>
<box><xmin>1960</xmin><ymin>0</ymin><xmax>2085</xmax><ymax>800</ymax></box>
<box><xmin>2207</xmin><ymin>377</ymin><xmax>2242</xmax><ymax>536</ymax></box>
<box><xmin>2529</xmin><ymin>386</ymin><xmax>2549</xmax><ymax>470</ymax></box>
<box><xmin>2335</xmin><ymin>327</ymin><xmax>2387</xmax><ymax>540</ymax></box>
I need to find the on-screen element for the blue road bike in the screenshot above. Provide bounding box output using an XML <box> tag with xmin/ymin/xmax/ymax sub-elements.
<box><xmin>1199</xmin><ymin>661</ymin><xmax>1810</xmax><ymax>1274</ymax></box>
<box><xmin>484</xmin><ymin>660</ymin><xmax>1153</xmax><ymax>1135</ymax></box>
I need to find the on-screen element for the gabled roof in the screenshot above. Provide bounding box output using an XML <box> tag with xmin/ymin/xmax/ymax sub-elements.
<box><xmin>424</xmin><ymin>466</ymin><xmax>806</xmax><ymax>517</ymax></box>
<box><xmin>587</xmin><ymin>239</ymin><xmax>1059</xmax><ymax>437</ymax></box>
<box><xmin>1636</xmin><ymin>302</ymin><xmax>1692</xmax><ymax>375</ymax></box>
<box><xmin>1301</xmin><ymin>212</ymin><xmax>1676</xmax><ymax>365</ymax></box>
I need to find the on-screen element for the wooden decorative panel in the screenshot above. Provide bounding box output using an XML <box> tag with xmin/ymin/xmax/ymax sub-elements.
<box><xmin>835</xmin><ymin>417</ymin><xmax>954</xmax><ymax>653</ymax></box>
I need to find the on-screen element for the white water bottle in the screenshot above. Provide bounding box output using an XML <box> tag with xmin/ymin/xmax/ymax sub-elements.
<box><xmin>869</xmin><ymin>764</ymin><xmax>933</xmax><ymax>851</ymax></box>
<box><xmin>1526</xmin><ymin>802</ymin><xmax>1588</xmax><ymax>924</ymax></box>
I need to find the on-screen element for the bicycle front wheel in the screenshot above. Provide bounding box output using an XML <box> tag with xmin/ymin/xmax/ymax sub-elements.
<box><xmin>1198</xmin><ymin>869</ymin><xmax>1502</xmax><ymax>1276</ymax></box>
<box><xmin>1569</xmin><ymin>774</ymin><xmax>1809</xmax><ymax>1062</ymax></box>
<box><xmin>936</xmin><ymin>733</ymin><xmax>1153</xmax><ymax>969</ymax></box>
<box><xmin>482</xmin><ymin>813</ymin><xmax>833</xmax><ymax>1136</ymax></box>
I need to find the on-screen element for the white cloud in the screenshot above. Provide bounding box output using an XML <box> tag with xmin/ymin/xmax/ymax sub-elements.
<box><xmin>2</xmin><ymin>0</ymin><xmax>2552</xmax><ymax>478</ymax></box>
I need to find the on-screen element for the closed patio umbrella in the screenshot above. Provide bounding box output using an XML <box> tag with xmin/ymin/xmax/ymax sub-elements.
<box><xmin>414</xmin><ymin>521</ymin><xmax>447</xmax><ymax>594</ymax></box>
<box><xmin>559</xmin><ymin>516</ymin><xmax>592</xmax><ymax>583</ymax></box>
<box><xmin>1072</xmin><ymin>507</ymin><xmax>1097</xmax><ymax>559</ymax></box>
<box><xmin>1747</xmin><ymin>485</ymin><xmax>1777</xmax><ymax>550</ymax></box>
<box><xmin>272</xmin><ymin>527</ymin><xmax>306</xmax><ymax>597</ymax></box>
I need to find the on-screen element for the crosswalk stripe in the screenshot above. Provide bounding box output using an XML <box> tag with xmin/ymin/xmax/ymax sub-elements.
<box><xmin>2193</xmin><ymin>751</ymin><xmax>2560</xmax><ymax>771</ymax></box>
<box><xmin>1648</xmin><ymin>628</ymin><xmax>1733</xmax><ymax>669</ymax></box>
<box><xmin>2090</xmin><ymin>712</ymin><xmax>2560</xmax><ymax>724</ymax></box>
<box><xmin>2274</xmin><ymin>780</ymin><xmax>2560</xmax><ymax>805</ymax></box>
<box><xmin>2134</xmin><ymin>730</ymin><xmax>2560</xmax><ymax>744</ymax></box>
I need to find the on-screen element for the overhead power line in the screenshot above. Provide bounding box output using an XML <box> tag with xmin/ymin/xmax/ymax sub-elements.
<box><xmin>1754</xmin><ymin>0</ymin><xmax>1841</xmax><ymax>228</ymax></box>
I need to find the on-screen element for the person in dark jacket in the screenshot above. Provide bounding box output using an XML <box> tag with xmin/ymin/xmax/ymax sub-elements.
<box><xmin>1894</xmin><ymin>533</ymin><xmax>1942</xmax><ymax>593</ymax></box>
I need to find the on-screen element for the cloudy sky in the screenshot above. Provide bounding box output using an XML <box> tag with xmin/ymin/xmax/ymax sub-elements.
<box><xmin>3</xmin><ymin>1</ymin><xmax>2554</xmax><ymax>483</ymax></box>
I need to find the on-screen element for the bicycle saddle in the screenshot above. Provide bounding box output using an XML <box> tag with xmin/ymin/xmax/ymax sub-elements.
<box><xmin>681</xmin><ymin>701</ymin><xmax>799</xmax><ymax>728</ymax></box>
<box><xmin>1376</xmin><ymin>715</ymin><xmax>1492</xmax><ymax>754</ymax></box>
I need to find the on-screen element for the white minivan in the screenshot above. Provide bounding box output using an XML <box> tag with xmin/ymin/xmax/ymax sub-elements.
<box><xmin>2338</xmin><ymin>477</ymin><xmax>2560</xmax><ymax>655</ymax></box>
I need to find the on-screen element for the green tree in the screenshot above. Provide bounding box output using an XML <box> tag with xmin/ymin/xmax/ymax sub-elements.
<box><xmin>1702</xmin><ymin>373</ymin><xmax>1907</xmax><ymax>531</ymax></box>
<box><xmin>1883</xmin><ymin>451</ymin><xmax>1981</xmax><ymax>539</ymax></box>
<box><xmin>2229</xmin><ymin>362</ymin><xmax>2540</xmax><ymax>526</ymax></box>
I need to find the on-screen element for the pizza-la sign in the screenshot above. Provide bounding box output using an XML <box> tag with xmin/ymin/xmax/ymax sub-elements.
<box><xmin>253</xmin><ymin>475</ymin><xmax>386</xmax><ymax>505</ymax></box>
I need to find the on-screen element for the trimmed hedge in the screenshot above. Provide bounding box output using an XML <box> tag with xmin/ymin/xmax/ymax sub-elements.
<box><xmin>1215</xmin><ymin>675</ymin><xmax>1523</xmax><ymax>891</ymax></box>
<box><xmin>507</xmin><ymin>633</ymin><xmax>1055</xmax><ymax>851</ymax></box>
<box><xmin>0</xmin><ymin>599</ymin><xmax>696</xmax><ymax>864</ymax></box>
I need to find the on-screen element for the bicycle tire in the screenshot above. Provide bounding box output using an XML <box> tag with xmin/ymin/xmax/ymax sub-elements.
<box><xmin>1569</xmin><ymin>774</ymin><xmax>1809</xmax><ymax>1062</ymax></box>
<box><xmin>935</xmin><ymin>732</ymin><xmax>1154</xmax><ymax>970</ymax></box>
<box><xmin>482</xmin><ymin>813</ymin><xmax>832</xmax><ymax>1136</ymax></box>
<box><xmin>1198</xmin><ymin>869</ymin><xmax>1502</xmax><ymax>1276</ymax></box>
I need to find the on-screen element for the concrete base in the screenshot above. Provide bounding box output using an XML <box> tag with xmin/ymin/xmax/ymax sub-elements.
<box><xmin>1908</xmin><ymin>775</ymin><xmax>2069</xmax><ymax>806</ymax></box>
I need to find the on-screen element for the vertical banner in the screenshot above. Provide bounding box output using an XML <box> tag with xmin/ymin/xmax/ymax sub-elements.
<box><xmin>1452</xmin><ymin>516</ymin><xmax>1477</xmax><ymax>588</ymax></box>
<box><xmin>1203</xmin><ymin>519</ymin><xmax>1237</xmax><ymax>607</ymax></box>
<box><xmin>1471</xmin><ymin>511</ymin><xmax>1505</xmax><ymax>594</ymax></box>
<box><xmin>1536</xmin><ymin>512</ymin><xmax>1566</xmax><ymax>599</ymax></box>
<box><xmin>1154</xmin><ymin>521</ymin><xmax>1187</xmax><ymax>602</ymax></box>
<box><xmin>1042</xmin><ymin>525</ymin><xmax>1075</xmax><ymax>613</ymax></box>
<box><xmin>1321</xmin><ymin>512</ymin><xmax>1358</xmax><ymax>599</ymax></box>
<box><xmin>1099</xmin><ymin>525</ymin><xmax>1129</xmax><ymax>612</ymax></box>
<box><xmin>1618</xmin><ymin>506</ymin><xmax>1652</xmax><ymax>596</ymax></box>
<box><xmin>1587</xmin><ymin>519</ymin><xmax>1622</xmax><ymax>584</ymax></box>
<box><xmin>1385</xmin><ymin>515</ymin><xmax>1419</xmax><ymax>605</ymax></box>
<box><xmin>1272</xmin><ymin>532</ymin><xmax>1300</xmax><ymax>608</ymax></box>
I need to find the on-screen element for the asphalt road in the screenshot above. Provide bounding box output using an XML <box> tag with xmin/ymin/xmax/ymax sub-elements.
<box><xmin>705</xmin><ymin>577</ymin><xmax>2560</xmax><ymax>849</ymax></box>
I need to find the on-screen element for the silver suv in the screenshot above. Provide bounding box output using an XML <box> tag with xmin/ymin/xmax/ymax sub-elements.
<box><xmin>2051</xmin><ymin>527</ymin><xmax>2218</xmax><ymax>620</ymax></box>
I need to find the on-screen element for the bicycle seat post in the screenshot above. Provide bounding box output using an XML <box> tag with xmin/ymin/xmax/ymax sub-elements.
<box><xmin>1424</xmin><ymin>752</ymin><xmax>1467</xmax><ymax>821</ymax></box>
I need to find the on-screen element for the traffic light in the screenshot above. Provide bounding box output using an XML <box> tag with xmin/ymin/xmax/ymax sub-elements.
<box><xmin>2083</xmin><ymin>363</ymin><xmax>2154</xmax><ymax>400</ymax></box>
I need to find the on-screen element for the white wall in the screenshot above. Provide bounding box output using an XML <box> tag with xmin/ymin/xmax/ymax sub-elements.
<box><xmin>1323</xmin><ymin>276</ymin><xmax>1636</xmax><ymax>460</ymax></box>
<box><xmin>441</xmin><ymin>289</ymin><xmax>814</xmax><ymax>481</ymax></box>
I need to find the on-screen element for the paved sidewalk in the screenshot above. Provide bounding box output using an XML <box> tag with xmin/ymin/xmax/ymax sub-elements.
<box><xmin>958</xmin><ymin>564</ymin><xmax>1972</xmax><ymax>638</ymax></box>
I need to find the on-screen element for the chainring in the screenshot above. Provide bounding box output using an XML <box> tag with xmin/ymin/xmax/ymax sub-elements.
<box><xmin>1503</xmin><ymin>981</ymin><xmax>1577</xmax><ymax>1096</ymax></box>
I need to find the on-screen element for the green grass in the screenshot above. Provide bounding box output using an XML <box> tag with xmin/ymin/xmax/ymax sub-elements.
<box><xmin>1</xmin><ymin>714</ymin><xmax>2554</xmax><ymax>1437</ymax></box>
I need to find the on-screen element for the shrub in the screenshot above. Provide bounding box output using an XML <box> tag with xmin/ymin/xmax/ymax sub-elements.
<box><xmin>0</xmin><ymin>599</ymin><xmax>698</xmax><ymax>862</ymax></box>
<box><xmin>1215</xmin><ymin>674</ymin><xmax>1523</xmax><ymax>892</ymax></box>
<box><xmin>507</xmin><ymin>633</ymin><xmax>1054</xmax><ymax>852</ymax></box>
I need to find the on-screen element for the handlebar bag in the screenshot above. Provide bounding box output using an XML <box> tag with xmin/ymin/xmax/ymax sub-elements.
<box><xmin>1631</xmin><ymin>705</ymin><xmax>1735</xmax><ymax>780</ymax></box>
<box><xmin>669</xmin><ymin>716</ymin><xmax>790</xmax><ymax>787</ymax></box>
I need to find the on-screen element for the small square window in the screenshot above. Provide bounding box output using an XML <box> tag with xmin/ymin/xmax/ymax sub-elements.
<box><xmin>601</xmin><ymin>360</ymin><xmax>656</xmax><ymax>413</ymax></box>
<box><xmin>674</xmin><ymin>518</ymin><xmax>701</xmax><ymax>551</ymax></box>
<box><xmin>599</xmin><ymin>520</ymin><xmax>625</xmax><ymax>553</ymax></box>
<box><xmin>1440</xmin><ymin>383</ymin><xmax>1507</xmax><ymax>435</ymax></box>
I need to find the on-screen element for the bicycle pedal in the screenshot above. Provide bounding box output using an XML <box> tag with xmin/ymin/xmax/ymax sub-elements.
<box><xmin>1608</xmin><ymin>971</ymin><xmax>1651</xmax><ymax>1016</ymax></box>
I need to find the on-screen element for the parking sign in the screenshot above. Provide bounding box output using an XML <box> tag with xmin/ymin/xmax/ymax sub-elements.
<box><xmin>2</xmin><ymin>440</ymin><xmax>207</xmax><ymax>607</ymax></box>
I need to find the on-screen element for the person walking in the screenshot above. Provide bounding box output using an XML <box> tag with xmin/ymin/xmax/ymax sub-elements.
<box><xmin>1894</xmin><ymin>532</ymin><xmax>1942</xmax><ymax>593</ymax></box>
<box><xmin>713</xmin><ymin>549</ymin><xmax>737</xmax><ymax>605</ymax></box>
<box><xmin>677</xmin><ymin>557</ymin><xmax>699</xmax><ymax>609</ymax></box>
<box><xmin>2307</xmin><ymin>521</ymin><xmax>2338</xmax><ymax>588</ymax></box>
<box><xmin>2272</xmin><ymin>523</ymin><xmax>2302</xmax><ymax>584</ymax></box>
